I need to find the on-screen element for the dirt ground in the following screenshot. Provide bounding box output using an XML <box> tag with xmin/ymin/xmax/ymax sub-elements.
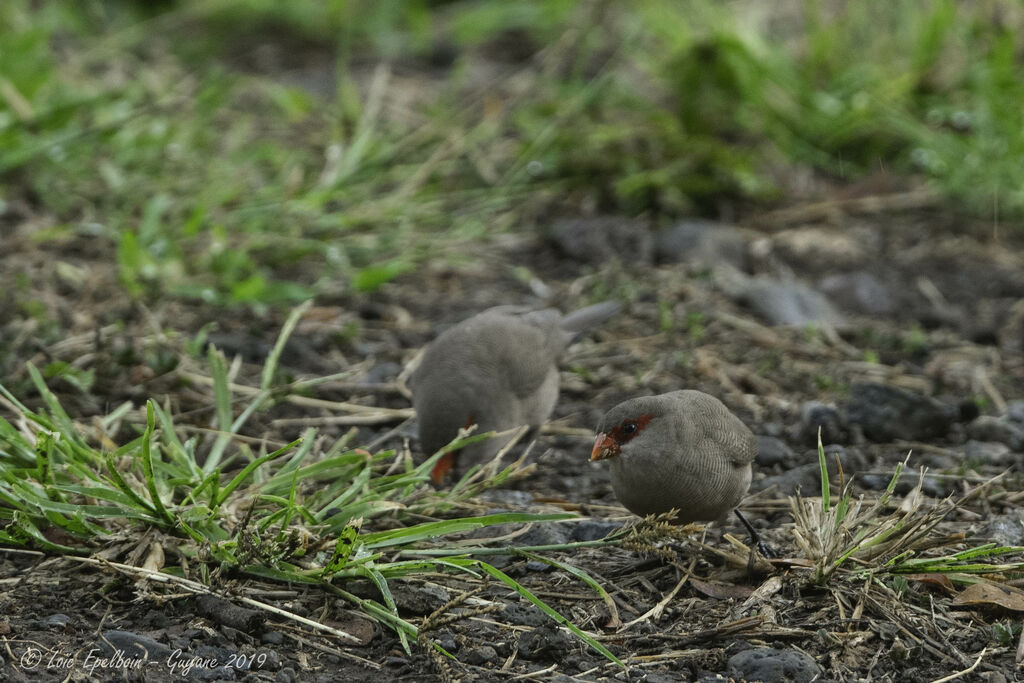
<box><xmin>2</xmin><ymin>202</ymin><xmax>1024</xmax><ymax>682</ymax></box>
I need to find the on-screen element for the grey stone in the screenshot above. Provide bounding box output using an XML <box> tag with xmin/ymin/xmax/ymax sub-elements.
<box><xmin>275</xmin><ymin>667</ymin><xmax>298</xmax><ymax>683</ymax></box>
<box><xmin>980</xmin><ymin>671</ymin><xmax>1008</xmax><ymax>683</ymax></box>
<box><xmin>465</xmin><ymin>645</ymin><xmax>498</xmax><ymax>666</ymax></box>
<box><xmin>846</xmin><ymin>383</ymin><xmax>956</xmax><ymax>442</ymax></box>
<box><xmin>753</xmin><ymin>463</ymin><xmax>821</xmax><ymax>496</ymax></box>
<box><xmin>818</xmin><ymin>271</ymin><xmax>894</xmax><ymax>315</ymax></box>
<box><xmin>518</xmin><ymin>625</ymin><xmax>571</xmax><ymax>661</ymax></box>
<box><xmin>261</xmin><ymin>631</ymin><xmax>284</xmax><ymax>645</ymax></box>
<box><xmin>752</xmin><ymin>445</ymin><xmax>863</xmax><ymax>496</ymax></box>
<box><xmin>755</xmin><ymin>436</ymin><xmax>794</xmax><ymax>467</ymax></box>
<box><xmin>740</xmin><ymin>277</ymin><xmax>844</xmax><ymax>326</ymax></box>
<box><xmin>966</xmin><ymin>416</ymin><xmax>1024</xmax><ymax>450</ymax></box>
<box><xmin>794</xmin><ymin>401</ymin><xmax>845</xmax><ymax>446</ymax></box>
<box><xmin>1005</xmin><ymin>400</ymin><xmax>1024</xmax><ymax>425</ymax></box>
<box><xmin>100</xmin><ymin>630</ymin><xmax>172</xmax><ymax>660</ymax></box>
<box><xmin>254</xmin><ymin>648</ymin><xmax>282</xmax><ymax>670</ymax></box>
<box><xmin>435</xmin><ymin>630</ymin><xmax>457</xmax><ymax>653</ymax></box>
<box><xmin>727</xmin><ymin>647</ymin><xmax>822</xmax><ymax>683</ymax></box>
<box><xmin>964</xmin><ymin>440</ymin><xmax>1013</xmax><ymax>466</ymax></box>
<box><xmin>570</xmin><ymin>520</ymin><xmax>622</xmax><ymax>542</ymax></box>
<box><xmin>653</xmin><ymin>219</ymin><xmax>748</xmax><ymax>269</ymax></box>
<box><xmin>502</xmin><ymin>603</ymin><xmax>548</xmax><ymax>627</ymax></box>
<box><xmin>984</xmin><ymin>514</ymin><xmax>1024</xmax><ymax>546</ymax></box>
<box><xmin>43</xmin><ymin>614</ymin><xmax>72</xmax><ymax>629</ymax></box>
<box><xmin>551</xmin><ymin>216</ymin><xmax>653</xmax><ymax>265</ymax></box>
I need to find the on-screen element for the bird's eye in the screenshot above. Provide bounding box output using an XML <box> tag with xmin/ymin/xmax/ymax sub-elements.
<box><xmin>621</xmin><ymin>421</ymin><xmax>638</xmax><ymax>436</ymax></box>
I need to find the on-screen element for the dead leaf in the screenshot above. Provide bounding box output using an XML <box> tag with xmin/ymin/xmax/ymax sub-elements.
<box><xmin>902</xmin><ymin>573</ymin><xmax>955</xmax><ymax>594</ymax></box>
<box><xmin>326</xmin><ymin>617</ymin><xmax>376</xmax><ymax>646</ymax></box>
<box><xmin>690</xmin><ymin>577</ymin><xmax>754</xmax><ymax>600</ymax></box>
<box><xmin>141</xmin><ymin>542</ymin><xmax>165</xmax><ymax>572</ymax></box>
<box><xmin>952</xmin><ymin>582</ymin><xmax>1024</xmax><ymax>611</ymax></box>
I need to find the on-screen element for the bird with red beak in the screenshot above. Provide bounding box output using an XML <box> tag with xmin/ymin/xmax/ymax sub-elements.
<box><xmin>591</xmin><ymin>390</ymin><xmax>758</xmax><ymax>525</ymax></box>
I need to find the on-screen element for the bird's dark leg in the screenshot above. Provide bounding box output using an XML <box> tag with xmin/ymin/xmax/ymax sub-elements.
<box><xmin>735</xmin><ymin>509</ymin><xmax>777</xmax><ymax>559</ymax></box>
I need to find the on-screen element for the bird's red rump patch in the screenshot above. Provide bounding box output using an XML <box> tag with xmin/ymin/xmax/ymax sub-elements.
<box><xmin>431</xmin><ymin>452</ymin><xmax>456</xmax><ymax>485</ymax></box>
<box><xmin>430</xmin><ymin>414</ymin><xmax>476</xmax><ymax>486</ymax></box>
<box><xmin>608</xmin><ymin>413</ymin><xmax>654</xmax><ymax>444</ymax></box>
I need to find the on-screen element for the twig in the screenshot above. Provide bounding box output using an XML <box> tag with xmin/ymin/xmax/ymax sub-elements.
<box><xmin>509</xmin><ymin>663</ymin><xmax>558</xmax><ymax>679</ymax></box>
<box><xmin>757</xmin><ymin>189</ymin><xmax>937</xmax><ymax>228</ymax></box>
<box><xmin>270</xmin><ymin>413</ymin><xmax>411</xmax><ymax>427</ymax></box>
<box><xmin>617</xmin><ymin>557</ymin><xmax>695</xmax><ymax>631</ymax></box>
<box><xmin>928</xmin><ymin>647</ymin><xmax>986</xmax><ymax>683</ymax></box>
<box><xmin>181</xmin><ymin>371</ymin><xmax>413</xmax><ymax>418</ymax></box>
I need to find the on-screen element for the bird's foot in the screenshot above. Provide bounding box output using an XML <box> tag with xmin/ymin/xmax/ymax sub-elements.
<box><xmin>734</xmin><ymin>509</ymin><xmax>778</xmax><ymax>559</ymax></box>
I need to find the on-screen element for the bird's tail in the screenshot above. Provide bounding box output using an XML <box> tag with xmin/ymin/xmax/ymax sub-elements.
<box><xmin>559</xmin><ymin>301</ymin><xmax>621</xmax><ymax>341</ymax></box>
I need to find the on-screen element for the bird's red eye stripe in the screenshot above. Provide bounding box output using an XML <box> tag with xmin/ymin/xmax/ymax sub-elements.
<box><xmin>609</xmin><ymin>413</ymin><xmax>653</xmax><ymax>443</ymax></box>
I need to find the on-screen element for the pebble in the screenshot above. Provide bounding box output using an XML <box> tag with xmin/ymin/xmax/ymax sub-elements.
<box><xmin>755</xmin><ymin>435</ymin><xmax>795</xmax><ymax>467</ymax></box>
<box><xmin>740</xmin><ymin>277</ymin><xmax>844</xmax><ymax>326</ymax></box>
<box><xmin>818</xmin><ymin>271</ymin><xmax>893</xmax><ymax>315</ymax></box>
<box><xmin>653</xmin><ymin>219</ymin><xmax>748</xmax><ymax>269</ymax></box>
<box><xmin>570</xmin><ymin>520</ymin><xmax>622</xmax><ymax>542</ymax></box>
<box><xmin>845</xmin><ymin>382</ymin><xmax>956</xmax><ymax>442</ymax></box>
<box><xmin>550</xmin><ymin>216</ymin><xmax>653</xmax><ymax>265</ymax></box>
<box><xmin>964</xmin><ymin>440</ymin><xmax>1013</xmax><ymax>466</ymax></box>
<box><xmin>261</xmin><ymin>631</ymin><xmax>284</xmax><ymax>645</ymax></box>
<box><xmin>43</xmin><ymin>614</ymin><xmax>72</xmax><ymax>630</ymax></box>
<box><xmin>275</xmin><ymin>667</ymin><xmax>298</xmax><ymax>683</ymax></box>
<box><xmin>727</xmin><ymin>647</ymin><xmax>822</xmax><ymax>683</ymax></box>
<box><xmin>518</xmin><ymin>625</ymin><xmax>571</xmax><ymax>661</ymax></box>
<box><xmin>502</xmin><ymin>603</ymin><xmax>548</xmax><ymax>627</ymax></box>
<box><xmin>1005</xmin><ymin>400</ymin><xmax>1024</xmax><ymax>425</ymax></box>
<box><xmin>984</xmin><ymin>514</ymin><xmax>1024</xmax><ymax>546</ymax></box>
<box><xmin>966</xmin><ymin>416</ymin><xmax>1024</xmax><ymax>450</ymax></box>
<box><xmin>465</xmin><ymin>645</ymin><xmax>498</xmax><ymax>666</ymax></box>
<box><xmin>794</xmin><ymin>401</ymin><xmax>845</xmax><ymax>446</ymax></box>
<box><xmin>100</xmin><ymin>630</ymin><xmax>172</xmax><ymax>659</ymax></box>
<box><xmin>435</xmin><ymin>630</ymin><xmax>457</xmax><ymax>652</ymax></box>
<box><xmin>751</xmin><ymin>445</ymin><xmax>864</xmax><ymax>496</ymax></box>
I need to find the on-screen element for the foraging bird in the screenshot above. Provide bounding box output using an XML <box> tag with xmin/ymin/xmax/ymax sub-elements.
<box><xmin>412</xmin><ymin>302</ymin><xmax>620</xmax><ymax>484</ymax></box>
<box><xmin>591</xmin><ymin>390</ymin><xmax>758</xmax><ymax>524</ymax></box>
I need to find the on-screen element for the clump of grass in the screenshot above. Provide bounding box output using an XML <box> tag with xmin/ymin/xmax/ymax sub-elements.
<box><xmin>0</xmin><ymin>305</ymin><xmax>624</xmax><ymax>665</ymax></box>
<box><xmin>791</xmin><ymin>429</ymin><xmax>1024</xmax><ymax>587</ymax></box>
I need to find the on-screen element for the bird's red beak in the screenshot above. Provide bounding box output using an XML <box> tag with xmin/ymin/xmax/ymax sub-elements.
<box><xmin>590</xmin><ymin>433</ymin><xmax>619</xmax><ymax>461</ymax></box>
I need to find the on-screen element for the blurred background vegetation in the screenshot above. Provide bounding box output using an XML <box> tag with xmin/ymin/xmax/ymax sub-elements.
<box><xmin>2</xmin><ymin>0</ymin><xmax>1021</xmax><ymax>307</ymax></box>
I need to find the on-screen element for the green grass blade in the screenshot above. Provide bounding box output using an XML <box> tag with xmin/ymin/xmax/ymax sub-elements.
<box><xmin>140</xmin><ymin>401</ymin><xmax>174</xmax><ymax>525</ymax></box>
<box><xmin>261</xmin><ymin>300</ymin><xmax>311</xmax><ymax>391</ymax></box>
<box><xmin>360</xmin><ymin>513</ymin><xmax>576</xmax><ymax>550</ymax></box>
<box><xmin>215</xmin><ymin>437</ymin><xmax>302</xmax><ymax>508</ymax></box>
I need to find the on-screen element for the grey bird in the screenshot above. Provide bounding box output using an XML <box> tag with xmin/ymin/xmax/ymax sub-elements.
<box><xmin>412</xmin><ymin>302</ymin><xmax>620</xmax><ymax>484</ymax></box>
<box><xmin>591</xmin><ymin>390</ymin><xmax>757</xmax><ymax>523</ymax></box>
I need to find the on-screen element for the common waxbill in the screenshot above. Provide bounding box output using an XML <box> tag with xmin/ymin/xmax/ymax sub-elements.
<box><xmin>413</xmin><ymin>302</ymin><xmax>620</xmax><ymax>484</ymax></box>
<box><xmin>591</xmin><ymin>390</ymin><xmax>757</xmax><ymax>523</ymax></box>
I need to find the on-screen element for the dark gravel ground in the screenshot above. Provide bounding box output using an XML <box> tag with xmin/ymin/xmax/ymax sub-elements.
<box><xmin>2</xmin><ymin>209</ymin><xmax>1024</xmax><ymax>681</ymax></box>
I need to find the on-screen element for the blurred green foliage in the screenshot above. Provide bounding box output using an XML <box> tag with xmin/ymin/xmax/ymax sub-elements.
<box><xmin>1</xmin><ymin>0</ymin><xmax>1021</xmax><ymax>306</ymax></box>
